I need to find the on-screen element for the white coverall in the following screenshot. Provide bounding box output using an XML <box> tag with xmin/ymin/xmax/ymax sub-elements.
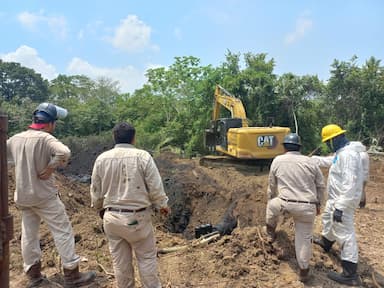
<box><xmin>320</xmin><ymin>142</ymin><xmax>364</xmax><ymax>263</ymax></box>
<box><xmin>351</xmin><ymin>142</ymin><xmax>370</xmax><ymax>204</ymax></box>
<box><xmin>91</xmin><ymin>143</ymin><xmax>169</xmax><ymax>288</ymax></box>
<box><xmin>7</xmin><ymin>129</ymin><xmax>80</xmax><ymax>272</ymax></box>
<box><xmin>312</xmin><ymin>141</ymin><xmax>369</xmax><ymax>204</ymax></box>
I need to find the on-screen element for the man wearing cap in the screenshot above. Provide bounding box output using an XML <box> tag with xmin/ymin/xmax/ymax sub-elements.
<box><xmin>7</xmin><ymin>103</ymin><xmax>96</xmax><ymax>288</ymax></box>
<box><xmin>314</xmin><ymin>124</ymin><xmax>363</xmax><ymax>286</ymax></box>
<box><xmin>90</xmin><ymin>122</ymin><xmax>170</xmax><ymax>288</ymax></box>
<box><xmin>265</xmin><ymin>133</ymin><xmax>325</xmax><ymax>283</ymax></box>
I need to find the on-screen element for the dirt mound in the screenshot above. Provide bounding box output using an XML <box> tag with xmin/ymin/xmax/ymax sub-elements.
<box><xmin>7</xmin><ymin>152</ymin><xmax>384</xmax><ymax>287</ymax></box>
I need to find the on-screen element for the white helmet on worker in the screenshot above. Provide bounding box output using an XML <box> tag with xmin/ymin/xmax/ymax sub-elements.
<box><xmin>33</xmin><ymin>102</ymin><xmax>68</xmax><ymax>123</ymax></box>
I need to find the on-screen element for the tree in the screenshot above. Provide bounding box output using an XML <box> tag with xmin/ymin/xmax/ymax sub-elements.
<box><xmin>219</xmin><ymin>52</ymin><xmax>280</xmax><ymax>126</ymax></box>
<box><xmin>119</xmin><ymin>56</ymin><xmax>220</xmax><ymax>155</ymax></box>
<box><xmin>359</xmin><ymin>57</ymin><xmax>384</xmax><ymax>143</ymax></box>
<box><xmin>275</xmin><ymin>73</ymin><xmax>326</xmax><ymax>152</ymax></box>
<box><xmin>241</xmin><ymin>52</ymin><xmax>277</xmax><ymax>126</ymax></box>
<box><xmin>326</xmin><ymin>56</ymin><xmax>384</xmax><ymax>143</ymax></box>
<box><xmin>0</xmin><ymin>60</ymin><xmax>49</xmax><ymax>103</ymax></box>
<box><xmin>58</xmin><ymin>77</ymin><xmax>119</xmax><ymax>136</ymax></box>
<box><xmin>1</xmin><ymin>98</ymin><xmax>36</xmax><ymax>135</ymax></box>
<box><xmin>49</xmin><ymin>74</ymin><xmax>95</xmax><ymax>102</ymax></box>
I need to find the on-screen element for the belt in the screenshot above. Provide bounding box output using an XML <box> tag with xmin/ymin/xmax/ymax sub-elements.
<box><xmin>280</xmin><ymin>197</ymin><xmax>318</xmax><ymax>205</ymax></box>
<box><xmin>106</xmin><ymin>207</ymin><xmax>147</xmax><ymax>213</ymax></box>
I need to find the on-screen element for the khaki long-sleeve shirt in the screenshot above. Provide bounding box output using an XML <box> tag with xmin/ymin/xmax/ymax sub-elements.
<box><xmin>90</xmin><ymin>144</ymin><xmax>168</xmax><ymax>211</ymax></box>
<box><xmin>267</xmin><ymin>151</ymin><xmax>325</xmax><ymax>205</ymax></box>
<box><xmin>7</xmin><ymin>129</ymin><xmax>71</xmax><ymax>206</ymax></box>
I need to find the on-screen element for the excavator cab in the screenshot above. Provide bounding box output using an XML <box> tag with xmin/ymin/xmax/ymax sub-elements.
<box><xmin>205</xmin><ymin>118</ymin><xmax>242</xmax><ymax>152</ymax></box>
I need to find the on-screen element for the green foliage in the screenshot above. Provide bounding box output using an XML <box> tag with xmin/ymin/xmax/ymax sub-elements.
<box><xmin>326</xmin><ymin>56</ymin><xmax>384</xmax><ymax>144</ymax></box>
<box><xmin>220</xmin><ymin>52</ymin><xmax>280</xmax><ymax>126</ymax></box>
<box><xmin>127</xmin><ymin>56</ymin><xmax>219</xmax><ymax>155</ymax></box>
<box><xmin>1</xmin><ymin>98</ymin><xmax>37</xmax><ymax>135</ymax></box>
<box><xmin>2</xmin><ymin>53</ymin><xmax>384</xmax><ymax>154</ymax></box>
<box><xmin>62</xmin><ymin>133</ymin><xmax>113</xmax><ymax>156</ymax></box>
<box><xmin>274</xmin><ymin>73</ymin><xmax>326</xmax><ymax>152</ymax></box>
<box><xmin>49</xmin><ymin>74</ymin><xmax>95</xmax><ymax>102</ymax></box>
<box><xmin>50</xmin><ymin>76</ymin><xmax>119</xmax><ymax>137</ymax></box>
<box><xmin>0</xmin><ymin>60</ymin><xmax>49</xmax><ymax>103</ymax></box>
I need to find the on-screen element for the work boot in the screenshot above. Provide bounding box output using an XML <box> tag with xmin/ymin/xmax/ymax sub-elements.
<box><xmin>265</xmin><ymin>225</ymin><xmax>276</xmax><ymax>243</ymax></box>
<box><xmin>327</xmin><ymin>260</ymin><xmax>361</xmax><ymax>286</ymax></box>
<box><xmin>63</xmin><ymin>266</ymin><xmax>96</xmax><ymax>288</ymax></box>
<box><xmin>299</xmin><ymin>268</ymin><xmax>311</xmax><ymax>283</ymax></box>
<box><xmin>26</xmin><ymin>261</ymin><xmax>47</xmax><ymax>288</ymax></box>
<box><xmin>313</xmin><ymin>235</ymin><xmax>334</xmax><ymax>252</ymax></box>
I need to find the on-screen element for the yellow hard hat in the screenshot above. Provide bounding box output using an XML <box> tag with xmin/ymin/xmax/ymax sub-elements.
<box><xmin>321</xmin><ymin>124</ymin><xmax>346</xmax><ymax>142</ymax></box>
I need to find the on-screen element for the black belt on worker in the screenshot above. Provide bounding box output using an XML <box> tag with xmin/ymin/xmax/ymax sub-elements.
<box><xmin>279</xmin><ymin>197</ymin><xmax>318</xmax><ymax>205</ymax></box>
<box><xmin>106</xmin><ymin>207</ymin><xmax>147</xmax><ymax>213</ymax></box>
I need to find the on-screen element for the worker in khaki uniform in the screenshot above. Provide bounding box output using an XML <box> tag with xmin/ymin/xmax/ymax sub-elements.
<box><xmin>90</xmin><ymin>122</ymin><xmax>170</xmax><ymax>288</ymax></box>
<box><xmin>7</xmin><ymin>103</ymin><xmax>96</xmax><ymax>288</ymax></box>
<box><xmin>265</xmin><ymin>133</ymin><xmax>325</xmax><ymax>283</ymax></box>
<box><xmin>314</xmin><ymin>124</ymin><xmax>363</xmax><ymax>286</ymax></box>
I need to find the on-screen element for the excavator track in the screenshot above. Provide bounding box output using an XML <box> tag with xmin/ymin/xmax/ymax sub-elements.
<box><xmin>199</xmin><ymin>155</ymin><xmax>272</xmax><ymax>172</ymax></box>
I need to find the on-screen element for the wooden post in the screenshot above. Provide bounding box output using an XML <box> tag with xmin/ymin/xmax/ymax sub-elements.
<box><xmin>0</xmin><ymin>110</ymin><xmax>13</xmax><ymax>288</ymax></box>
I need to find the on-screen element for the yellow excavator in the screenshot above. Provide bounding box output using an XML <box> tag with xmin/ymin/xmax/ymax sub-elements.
<box><xmin>201</xmin><ymin>85</ymin><xmax>291</xmax><ymax>167</ymax></box>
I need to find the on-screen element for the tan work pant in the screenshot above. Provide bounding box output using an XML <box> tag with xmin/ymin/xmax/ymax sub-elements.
<box><xmin>266</xmin><ymin>197</ymin><xmax>316</xmax><ymax>269</ymax></box>
<box><xmin>103</xmin><ymin>209</ymin><xmax>161</xmax><ymax>288</ymax></box>
<box><xmin>20</xmin><ymin>196</ymin><xmax>80</xmax><ymax>272</ymax></box>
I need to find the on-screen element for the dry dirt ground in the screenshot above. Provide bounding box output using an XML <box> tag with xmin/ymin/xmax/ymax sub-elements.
<box><xmin>7</xmin><ymin>152</ymin><xmax>384</xmax><ymax>288</ymax></box>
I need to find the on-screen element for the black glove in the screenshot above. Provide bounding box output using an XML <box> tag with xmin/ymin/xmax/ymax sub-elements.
<box><xmin>98</xmin><ymin>208</ymin><xmax>106</xmax><ymax>219</ymax></box>
<box><xmin>333</xmin><ymin>209</ymin><xmax>343</xmax><ymax>223</ymax></box>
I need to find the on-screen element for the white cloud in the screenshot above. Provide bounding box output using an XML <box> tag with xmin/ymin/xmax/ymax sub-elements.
<box><xmin>67</xmin><ymin>57</ymin><xmax>147</xmax><ymax>93</ymax></box>
<box><xmin>17</xmin><ymin>11</ymin><xmax>67</xmax><ymax>40</ymax></box>
<box><xmin>110</xmin><ymin>15</ymin><xmax>152</xmax><ymax>53</ymax></box>
<box><xmin>77</xmin><ymin>29</ymin><xmax>84</xmax><ymax>40</ymax></box>
<box><xmin>285</xmin><ymin>15</ymin><xmax>313</xmax><ymax>45</ymax></box>
<box><xmin>1</xmin><ymin>45</ymin><xmax>57</xmax><ymax>80</ymax></box>
<box><xmin>77</xmin><ymin>20</ymin><xmax>104</xmax><ymax>40</ymax></box>
<box><xmin>1</xmin><ymin>46</ymin><xmax>155</xmax><ymax>93</ymax></box>
<box><xmin>17</xmin><ymin>11</ymin><xmax>39</xmax><ymax>29</ymax></box>
<box><xmin>174</xmin><ymin>27</ymin><xmax>183</xmax><ymax>40</ymax></box>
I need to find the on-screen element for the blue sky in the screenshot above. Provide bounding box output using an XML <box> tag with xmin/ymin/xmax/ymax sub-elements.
<box><xmin>1</xmin><ymin>1</ymin><xmax>383</xmax><ymax>93</ymax></box>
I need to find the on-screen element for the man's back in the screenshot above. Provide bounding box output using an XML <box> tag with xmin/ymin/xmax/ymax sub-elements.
<box><xmin>91</xmin><ymin>143</ymin><xmax>168</xmax><ymax>211</ymax></box>
<box><xmin>328</xmin><ymin>144</ymin><xmax>363</xmax><ymax>208</ymax></box>
<box><xmin>349</xmin><ymin>141</ymin><xmax>369</xmax><ymax>181</ymax></box>
<box><xmin>7</xmin><ymin>129</ymin><xmax>70</xmax><ymax>206</ymax></box>
<box><xmin>268</xmin><ymin>151</ymin><xmax>324</xmax><ymax>203</ymax></box>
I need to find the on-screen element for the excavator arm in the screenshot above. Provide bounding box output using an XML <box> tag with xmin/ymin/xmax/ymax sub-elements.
<box><xmin>213</xmin><ymin>85</ymin><xmax>248</xmax><ymax>127</ymax></box>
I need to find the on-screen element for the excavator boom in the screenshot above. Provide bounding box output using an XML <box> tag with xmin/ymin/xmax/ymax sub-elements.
<box><xmin>213</xmin><ymin>85</ymin><xmax>248</xmax><ymax>127</ymax></box>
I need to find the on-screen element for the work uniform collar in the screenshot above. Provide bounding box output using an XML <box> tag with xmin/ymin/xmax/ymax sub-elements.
<box><xmin>114</xmin><ymin>143</ymin><xmax>135</xmax><ymax>148</ymax></box>
<box><xmin>27</xmin><ymin>128</ymin><xmax>50</xmax><ymax>134</ymax></box>
<box><xmin>285</xmin><ymin>151</ymin><xmax>301</xmax><ymax>155</ymax></box>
